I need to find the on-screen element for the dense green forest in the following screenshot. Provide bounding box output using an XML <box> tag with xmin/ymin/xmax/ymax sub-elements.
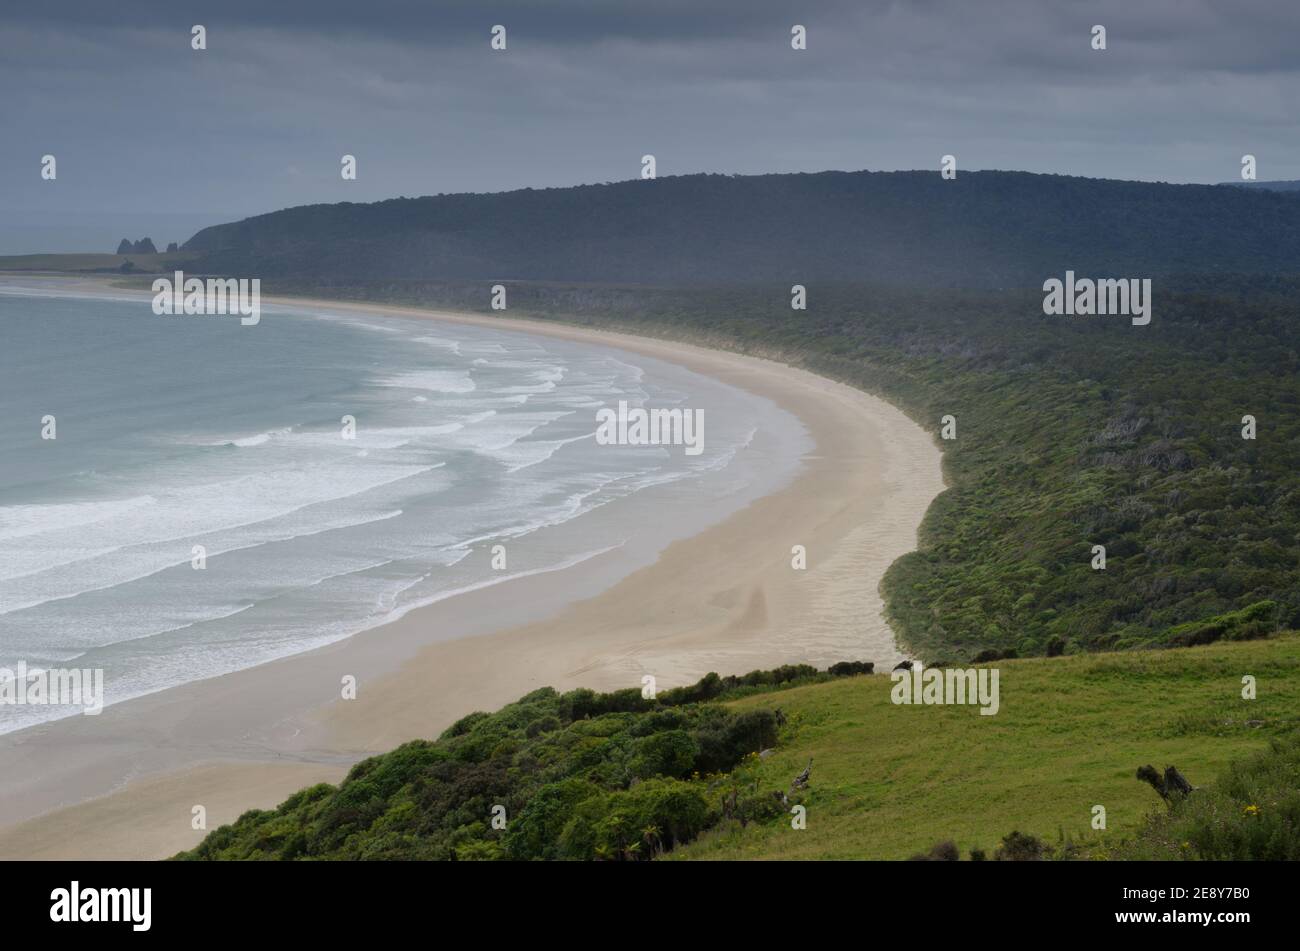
<box><xmin>182</xmin><ymin>170</ymin><xmax>1300</xmax><ymax>287</ymax></box>
<box><xmin>262</xmin><ymin>276</ymin><xmax>1300</xmax><ymax>661</ymax></box>
<box><xmin>1227</xmin><ymin>180</ymin><xmax>1300</xmax><ymax>192</ymax></box>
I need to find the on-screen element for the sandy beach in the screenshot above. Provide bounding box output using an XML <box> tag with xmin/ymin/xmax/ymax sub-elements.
<box><xmin>0</xmin><ymin>285</ymin><xmax>945</xmax><ymax>859</ymax></box>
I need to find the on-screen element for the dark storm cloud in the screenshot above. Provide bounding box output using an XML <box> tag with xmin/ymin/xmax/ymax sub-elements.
<box><xmin>3</xmin><ymin>0</ymin><xmax>1299</xmax><ymax>251</ymax></box>
<box><xmin>3</xmin><ymin>0</ymin><xmax>866</xmax><ymax>43</ymax></box>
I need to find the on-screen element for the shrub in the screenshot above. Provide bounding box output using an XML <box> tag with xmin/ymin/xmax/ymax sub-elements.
<box><xmin>828</xmin><ymin>660</ymin><xmax>875</xmax><ymax>676</ymax></box>
<box><xmin>695</xmin><ymin>709</ymin><xmax>779</xmax><ymax>774</ymax></box>
<box><xmin>504</xmin><ymin>778</ymin><xmax>602</xmax><ymax>860</ymax></box>
<box><xmin>908</xmin><ymin>840</ymin><xmax>960</xmax><ymax>861</ymax></box>
<box><xmin>524</xmin><ymin>715</ymin><xmax>561</xmax><ymax>739</ymax></box>
<box><xmin>1160</xmin><ymin>600</ymin><xmax>1279</xmax><ymax>648</ymax></box>
<box><xmin>559</xmin><ymin>779</ymin><xmax>710</xmax><ymax>860</ymax></box>
<box><xmin>1118</xmin><ymin>732</ymin><xmax>1300</xmax><ymax>860</ymax></box>
<box><xmin>628</xmin><ymin>730</ymin><xmax>700</xmax><ymax>780</ymax></box>
<box><xmin>995</xmin><ymin>831</ymin><xmax>1045</xmax><ymax>861</ymax></box>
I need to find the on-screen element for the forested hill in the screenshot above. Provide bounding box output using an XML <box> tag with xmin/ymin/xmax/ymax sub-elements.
<box><xmin>1225</xmin><ymin>180</ymin><xmax>1300</xmax><ymax>192</ymax></box>
<box><xmin>182</xmin><ymin>170</ymin><xmax>1300</xmax><ymax>287</ymax></box>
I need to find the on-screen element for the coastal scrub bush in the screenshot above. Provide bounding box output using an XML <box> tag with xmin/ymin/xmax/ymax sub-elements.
<box><xmin>1157</xmin><ymin>600</ymin><xmax>1280</xmax><ymax>649</ymax></box>
<box><xmin>628</xmin><ymin>730</ymin><xmax>700</xmax><ymax>780</ymax></box>
<box><xmin>994</xmin><ymin>831</ymin><xmax>1046</xmax><ymax>861</ymax></box>
<box><xmin>176</xmin><ymin>660</ymin><xmax>868</xmax><ymax>861</ymax></box>
<box><xmin>558</xmin><ymin>779</ymin><xmax>710</xmax><ymax>860</ymax></box>
<box><xmin>1117</xmin><ymin>732</ymin><xmax>1300</xmax><ymax>860</ymax></box>
<box><xmin>908</xmin><ymin>840</ymin><xmax>960</xmax><ymax>861</ymax></box>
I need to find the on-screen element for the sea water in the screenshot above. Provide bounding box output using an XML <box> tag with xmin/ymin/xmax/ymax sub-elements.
<box><xmin>0</xmin><ymin>283</ymin><xmax>809</xmax><ymax>733</ymax></box>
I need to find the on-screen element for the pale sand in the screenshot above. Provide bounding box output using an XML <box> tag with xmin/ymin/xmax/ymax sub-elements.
<box><xmin>0</xmin><ymin>288</ymin><xmax>945</xmax><ymax>859</ymax></box>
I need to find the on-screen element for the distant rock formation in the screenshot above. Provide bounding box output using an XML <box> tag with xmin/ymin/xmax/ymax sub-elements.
<box><xmin>166</xmin><ymin>242</ymin><xmax>179</xmax><ymax>253</ymax></box>
<box><xmin>115</xmin><ymin>237</ymin><xmax>158</xmax><ymax>254</ymax></box>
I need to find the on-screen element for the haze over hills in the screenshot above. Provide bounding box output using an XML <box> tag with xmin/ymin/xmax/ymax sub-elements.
<box><xmin>180</xmin><ymin>170</ymin><xmax>1300</xmax><ymax>288</ymax></box>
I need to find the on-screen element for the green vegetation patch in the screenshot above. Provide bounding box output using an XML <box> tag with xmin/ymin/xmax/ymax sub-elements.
<box><xmin>1115</xmin><ymin>731</ymin><xmax>1300</xmax><ymax>860</ymax></box>
<box><xmin>174</xmin><ymin>662</ymin><xmax>871</xmax><ymax>861</ymax></box>
<box><xmin>178</xmin><ymin>638</ymin><xmax>1299</xmax><ymax>862</ymax></box>
<box><xmin>671</xmin><ymin>634</ymin><xmax>1300</xmax><ymax>860</ymax></box>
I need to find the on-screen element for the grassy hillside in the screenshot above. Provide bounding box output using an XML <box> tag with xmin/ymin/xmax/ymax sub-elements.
<box><xmin>181</xmin><ymin>170</ymin><xmax>1300</xmax><ymax>287</ymax></box>
<box><xmin>175</xmin><ymin>662</ymin><xmax>872</xmax><ymax>861</ymax></box>
<box><xmin>674</xmin><ymin>634</ymin><xmax>1300</xmax><ymax>860</ymax></box>
<box><xmin>176</xmin><ymin>637</ymin><xmax>1299</xmax><ymax>861</ymax></box>
<box><xmin>0</xmin><ymin>252</ymin><xmax>195</xmax><ymax>272</ymax></box>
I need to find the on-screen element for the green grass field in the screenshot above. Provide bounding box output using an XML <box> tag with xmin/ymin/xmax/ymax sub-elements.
<box><xmin>673</xmin><ymin>634</ymin><xmax>1300</xmax><ymax>859</ymax></box>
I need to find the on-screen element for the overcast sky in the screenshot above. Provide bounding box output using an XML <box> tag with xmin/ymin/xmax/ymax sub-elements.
<box><xmin>3</xmin><ymin>0</ymin><xmax>1299</xmax><ymax>252</ymax></box>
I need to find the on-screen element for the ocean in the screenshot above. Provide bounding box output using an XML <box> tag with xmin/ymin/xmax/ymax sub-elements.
<box><xmin>0</xmin><ymin>283</ymin><xmax>809</xmax><ymax>733</ymax></box>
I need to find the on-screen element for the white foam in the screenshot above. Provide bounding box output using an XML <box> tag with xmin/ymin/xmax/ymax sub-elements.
<box><xmin>376</xmin><ymin>369</ymin><xmax>476</xmax><ymax>393</ymax></box>
<box><xmin>413</xmin><ymin>335</ymin><xmax>463</xmax><ymax>355</ymax></box>
<box><xmin>0</xmin><ymin>463</ymin><xmax>444</xmax><ymax>593</ymax></box>
<box><xmin>489</xmin><ymin>432</ymin><xmax>596</xmax><ymax>472</ymax></box>
<box><xmin>0</xmin><ymin>287</ymin><xmax>800</xmax><ymax>733</ymax></box>
<box><xmin>0</xmin><ymin>495</ymin><xmax>156</xmax><ymax>543</ymax></box>
<box><xmin>0</xmin><ymin>507</ymin><xmax>409</xmax><ymax>622</ymax></box>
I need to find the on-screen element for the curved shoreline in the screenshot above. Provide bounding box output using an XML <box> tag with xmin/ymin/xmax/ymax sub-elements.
<box><xmin>0</xmin><ymin>285</ymin><xmax>945</xmax><ymax>859</ymax></box>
